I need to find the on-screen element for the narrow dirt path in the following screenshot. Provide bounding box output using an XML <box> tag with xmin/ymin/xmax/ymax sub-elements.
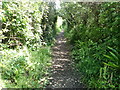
<box><xmin>47</xmin><ymin>31</ymin><xmax>84</xmax><ymax>88</ymax></box>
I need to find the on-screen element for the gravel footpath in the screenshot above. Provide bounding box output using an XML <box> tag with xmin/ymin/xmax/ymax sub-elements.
<box><xmin>46</xmin><ymin>31</ymin><xmax>85</xmax><ymax>89</ymax></box>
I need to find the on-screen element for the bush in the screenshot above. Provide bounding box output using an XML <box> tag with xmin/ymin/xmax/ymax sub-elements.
<box><xmin>0</xmin><ymin>1</ymin><xmax>57</xmax><ymax>88</ymax></box>
<box><xmin>0</xmin><ymin>46</ymin><xmax>51</xmax><ymax>88</ymax></box>
<box><xmin>61</xmin><ymin>2</ymin><xmax>120</xmax><ymax>88</ymax></box>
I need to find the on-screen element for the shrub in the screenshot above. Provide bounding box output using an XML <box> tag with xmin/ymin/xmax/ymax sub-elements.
<box><xmin>61</xmin><ymin>2</ymin><xmax>120</xmax><ymax>88</ymax></box>
<box><xmin>0</xmin><ymin>46</ymin><xmax>51</xmax><ymax>88</ymax></box>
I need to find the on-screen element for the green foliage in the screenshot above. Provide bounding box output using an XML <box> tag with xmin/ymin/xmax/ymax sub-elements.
<box><xmin>1</xmin><ymin>1</ymin><xmax>57</xmax><ymax>49</ymax></box>
<box><xmin>60</xmin><ymin>2</ymin><xmax>120</xmax><ymax>88</ymax></box>
<box><xmin>41</xmin><ymin>2</ymin><xmax>57</xmax><ymax>45</ymax></box>
<box><xmin>0</xmin><ymin>46</ymin><xmax>51</xmax><ymax>88</ymax></box>
<box><xmin>0</xmin><ymin>1</ymin><xmax>57</xmax><ymax>88</ymax></box>
<box><xmin>103</xmin><ymin>47</ymin><xmax>120</xmax><ymax>70</ymax></box>
<box><xmin>2</xmin><ymin>1</ymin><xmax>43</xmax><ymax>49</ymax></box>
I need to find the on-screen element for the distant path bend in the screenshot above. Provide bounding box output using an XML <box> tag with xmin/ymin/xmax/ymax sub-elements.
<box><xmin>47</xmin><ymin>31</ymin><xmax>84</xmax><ymax>88</ymax></box>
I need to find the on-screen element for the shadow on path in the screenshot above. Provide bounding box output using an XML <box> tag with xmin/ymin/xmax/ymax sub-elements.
<box><xmin>47</xmin><ymin>31</ymin><xmax>84</xmax><ymax>88</ymax></box>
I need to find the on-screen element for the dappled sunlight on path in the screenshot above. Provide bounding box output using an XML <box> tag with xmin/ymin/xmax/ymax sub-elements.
<box><xmin>47</xmin><ymin>31</ymin><xmax>84</xmax><ymax>88</ymax></box>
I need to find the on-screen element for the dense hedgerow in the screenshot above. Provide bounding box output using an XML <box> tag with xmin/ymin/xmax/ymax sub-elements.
<box><xmin>0</xmin><ymin>1</ymin><xmax>57</xmax><ymax>88</ymax></box>
<box><xmin>60</xmin><ymin>2</ymin><xmax>120</xmax><ymax>88</ymax></box>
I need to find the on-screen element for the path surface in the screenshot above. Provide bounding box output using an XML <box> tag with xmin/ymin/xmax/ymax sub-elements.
<box><xmin>47</xmin><ymin>31</ymin><xmax>84</xmax><ymax>88</ymax></box>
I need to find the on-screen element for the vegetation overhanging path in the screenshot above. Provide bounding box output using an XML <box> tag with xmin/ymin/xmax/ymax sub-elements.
<box><xmin>47</xmin><ymin>31</ymin><xmax>84</xmax><ymax>88</ymax></box>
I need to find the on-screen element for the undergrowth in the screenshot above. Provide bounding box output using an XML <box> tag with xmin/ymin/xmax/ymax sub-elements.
<box><xmin>61</xmin><ymin>2</ymin><xmax>120</xmax><ymax>89</ymax></box>
<box><xmin>0</xmin><ymin>46</ymin><xmax>51</xmax><ymax>88</ymax></box>
<box><xmin>0</xmin><ymin>1</ymin><xmax>57</xmax><ymax>88</ymax></box>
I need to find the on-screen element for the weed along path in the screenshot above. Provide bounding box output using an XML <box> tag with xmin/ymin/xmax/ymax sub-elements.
<box><xmin>47</xmin><ymin>31</ymin><xmax>84</xmax><ymax>88</ymax></box>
